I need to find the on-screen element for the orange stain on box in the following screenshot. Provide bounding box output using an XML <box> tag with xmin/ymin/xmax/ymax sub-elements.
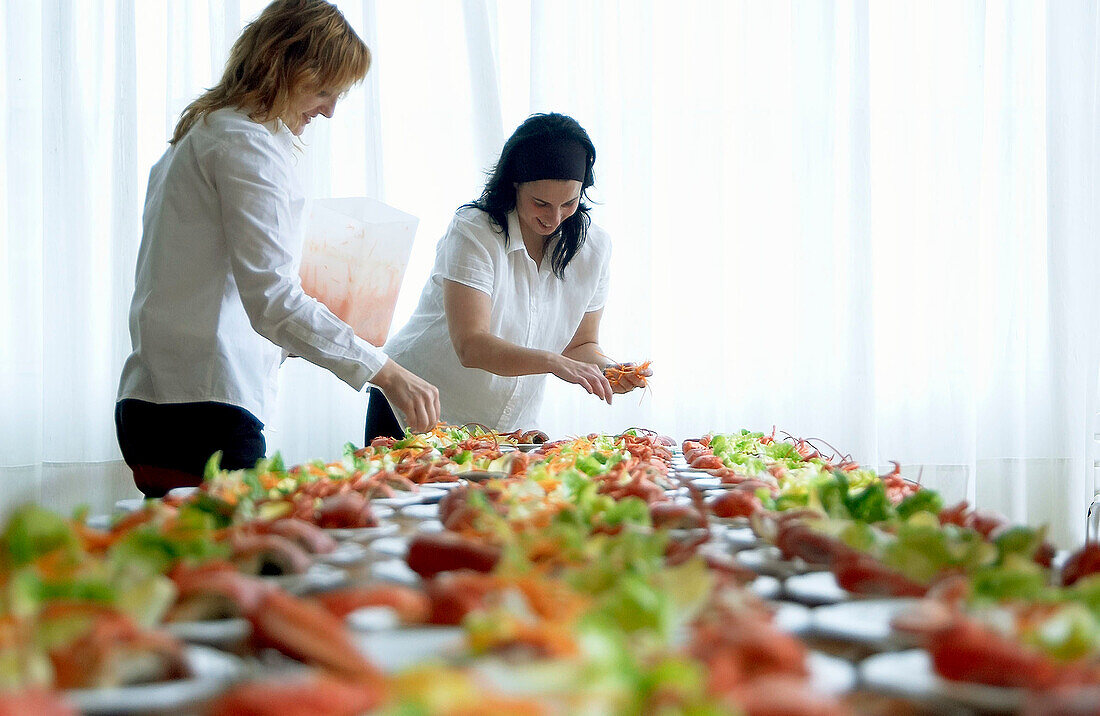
<box><xmin>299</xmin><ymin>198</ymin><xmax>418</xmax><ymax>347</ymax></box>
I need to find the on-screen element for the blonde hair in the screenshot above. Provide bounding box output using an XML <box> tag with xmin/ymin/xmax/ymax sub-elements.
<box><xmin>171</xmin><ymin>0</ymin><xmax>369</xmax><ymax>144</ymax></box>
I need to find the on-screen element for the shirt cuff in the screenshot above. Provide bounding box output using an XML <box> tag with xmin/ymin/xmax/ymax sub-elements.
<box><xmin>353</xmin><ymin>335</ymin><xmax>390</xmax><ymax>382</ymax></box>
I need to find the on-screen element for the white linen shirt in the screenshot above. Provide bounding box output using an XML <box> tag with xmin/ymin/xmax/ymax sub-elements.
<box><xmin>384</xmin><ymin>207</ymin><xmax>611</xmax><ymax>431</ymax></box>
<box><xmin>117</xmin><ymin>108</ymin><xmax>388</xmax><ymax>425</ymax></box>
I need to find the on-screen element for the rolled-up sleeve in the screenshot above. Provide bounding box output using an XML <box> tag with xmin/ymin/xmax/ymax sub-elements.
<box><xmin>432</xmin><ymin>221</ymin><xmax>496</xmax><ymax>296</ymax></box>
<box><xmin>214</xmin><ymin>132</ymin><xmax>388</xmax><ymax>390</ymax></box>
<box><xmin>586</xmin><ymin>240</ymin><xmax>611</xmax><ymax>312</ymax></box>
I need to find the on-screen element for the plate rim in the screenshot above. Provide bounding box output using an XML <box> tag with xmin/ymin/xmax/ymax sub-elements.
<box><xmin>63</xmin><ymin>644</ymin><xmax>242</xmax><ymax>714</ymax></box>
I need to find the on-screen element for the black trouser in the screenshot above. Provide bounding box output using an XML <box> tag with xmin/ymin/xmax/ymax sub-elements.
<box><xmin>364</xmin><ymin>387</ymin><xmax>404</xmax><ymax>443</ymax></box>
<box><xmin>115</xmin><ymin>398</ymin><xmax>266</xmax><ymax>497</ymax></box>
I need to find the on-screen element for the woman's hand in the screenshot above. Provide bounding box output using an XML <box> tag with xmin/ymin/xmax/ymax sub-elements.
<box><xmin>549</xmin><ymin>355</ymin><xmax>614</xmax><ymax>404</ymax></box>
<box><xmin>372</xmin><ymin>359</ymin><xmax>441</xmax><ymax>432</ymax></box>
<box><xmin>604</xmin><ymin>362</ymin><xmax>652</xmax><ymax>394</ymax></box>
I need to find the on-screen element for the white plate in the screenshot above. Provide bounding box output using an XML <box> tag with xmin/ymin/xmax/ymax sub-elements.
<box><xmin>369</xmin><ymin>537</ymin><xmax>409</xmax><ymax>559</ymax></box>
<box><xmin>808</xmin><ymin>651</ymin><xmax>857</xmax><ymax>695</ymax></box>
<box><xmin>346</xmin><ymin>606</ymin><xmax>401</xmax><ymax>632</ymax></box>
<box><xmin>370</xmin><ymin>558</ymin><xmax>420</xmax><ymax>586</ymax></box>
<box><xmin>736</xmin><ymin>547</ymin><xmax>820</xmax><ymax>580</ymax></box>
<box><xmin>783</xmin><ymin>571</ymin><xmax>850</xmax><ymax>605</ymax></box>
<box><xmin>457</xmin><ymin>470</ymin><xmax>509</xmax><ymax>483</ymax></box>
<box><xmin>356</xmin><ymin>627</ymin><xmax>465</xmax><ymax>673</ymax></box>
<box><xmin>165</xmin><ymin>618</ymin><xmax>250</xmax><ymax>648</ymax></box>
<box><xmin>400</xmin><ymin>503</ymin><xmax>441</xmax><ymax>520</ymax></box>
<box><xmin>750</xmin><ymin>575</ymin><xmax>782</xmax><ymax>600</ymax></box>
<box><xmin>373</xmin><ymin>486</ymin><xmax>446</xmax><ymax>507</ymax></box>
<box><xmin>860</xmin><ymin>649</ymin><xmax>1026</xmax><ymax>712</ymax></box>
<box><xmin>323</xmin><ymin>522</ymin><xmax>400</xmax><ymax>542</ymax></box>
<box><xmin>418</xmin><ymin>480</ymin><xmax>464</xmax><ymax>489</ymax></box>
<box><xmin>415</xmin><ymin>486</ymin><xmax>448</xmax><ymax>503</ymax></box>
<box><xmin>711</xmin><ymin>515</ymin><xmax>753</xmax><ymax>530</ymax></box>
<box><xmin>113</xmin><ymin>498</ymin><xmax>150</xmax><ymax>515</ymax></box>
<box><xmin>772</xmin><ymin>602</ymin><xmax>812</xmax><ymax>635</ymax></box>
<box><xmin>722</xmin><ymin>526</ymin><xmax>761</xmax><ymax>550</ymax></box>
<box><xmin>810</xmin><ymin>598</ymin><xmax>920</xmax><ymax>649</ymax></box>
<box><xmin>673</xmin><ymin>467</ymin><xmax>714</xmax><ymax>476</ymax></box>
<box><xmin>266</xmin><ymin>562</ymin><xmax>347</xmax><ymax>595</ymax></box>
<box><xmin>166</xmin><ymin>486</ymin><xmax>198</xmax><ymax>500</ymax></box>
<box><xmin>685</xmin><ymin>477</ymin><xmax>733</xmax><ymax>490</ymax></box>
<box><xmin>316</xmin><ymin>540</ymin><xmax>371</xmax><ymax>565</ymax></box>
<box><xmin>65</xmin><ymin>645</ymin><xmax>242</xmax><ymax>714</ymax></box>
<box><xmin>86</xmin><ymin>514</ymin><xmax>111</xmax><ymax>531</ymax></box>
<box><xmin>666</xmin><ymin>527</ymin><xmax>711</xmax><ymax>542</ymax></box>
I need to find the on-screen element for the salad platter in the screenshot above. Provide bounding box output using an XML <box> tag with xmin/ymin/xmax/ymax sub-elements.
<box><xmin>2</xmin><ymin>424</ymin><xmax>1098</xmax><ymax>715</ymax></box>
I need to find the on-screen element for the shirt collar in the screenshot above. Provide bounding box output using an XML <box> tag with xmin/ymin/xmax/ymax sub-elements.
<box><xmin>505</xmin><ymin>211</ymin><xmax>527</xmax><ymax>253</ymax></box>
<box><xmin>505</xmin><ymin>210</ymin><xmax>562</xmax><ymax>259</ymax></box>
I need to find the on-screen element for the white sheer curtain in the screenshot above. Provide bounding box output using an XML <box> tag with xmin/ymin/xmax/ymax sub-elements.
<box><xmin>1</xmin><ymin>0</ymin><xmax>1097</xmax><ymax>544</ymax></box>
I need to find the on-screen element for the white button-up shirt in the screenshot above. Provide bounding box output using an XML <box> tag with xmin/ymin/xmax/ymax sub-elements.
<box><xmin>384</xmin><ymin>207</ymin><xmax>611</xmax><ymax>431</ymax></box>
<box><xmin>117</xmin><ymin>108</ymin><xmax>387</xmax><ymax>425</ymax></box>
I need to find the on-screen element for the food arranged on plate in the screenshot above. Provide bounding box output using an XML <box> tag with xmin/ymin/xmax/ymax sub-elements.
<box><xmin>1</xmin><ymin>424</ymin><xmax>1096</xmax><ymax>713</ymax></box>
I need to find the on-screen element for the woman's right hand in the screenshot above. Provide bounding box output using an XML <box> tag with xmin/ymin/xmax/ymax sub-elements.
<box><xmin>549</xmin><ymin>355</ymin><xmax>613</xmax><ymax>404</ymax></box>
<box><xmin>372</xmin><ymin>359</ymin><xmax>441</xmax><ymax>432</ymax></box>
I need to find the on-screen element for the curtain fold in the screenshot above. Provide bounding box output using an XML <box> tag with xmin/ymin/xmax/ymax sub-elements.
<box><xmin>1</xmin><ymin>0</ymin><xmax>1096</xmax><ymax>544</ymax></box>
<box><xmin>461</xmin><ymin>0</ymin><xmax>505</xmax><ymax>168</ymax></box>
<box><xmin>1045</xmin><ymin>0</ymin><xmax>1100</xmax><ymax>544</ymax></box>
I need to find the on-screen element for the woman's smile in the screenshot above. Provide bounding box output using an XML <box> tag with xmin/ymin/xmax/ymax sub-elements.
<box><xmin>515</xmin><ymin>179</ymin><xmax>582</xmax><ymax>242</ymax></box>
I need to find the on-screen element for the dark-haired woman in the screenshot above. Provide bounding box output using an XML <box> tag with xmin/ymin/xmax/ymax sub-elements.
<box><xmin>366</xmin><ymin>113</ymin><xmax>649</xmax><ymax>438</ymax></box>
<box><xmin>115</xmin><ymin>0</ymin><xmax>439</xmax><ymax>497</ymax></box>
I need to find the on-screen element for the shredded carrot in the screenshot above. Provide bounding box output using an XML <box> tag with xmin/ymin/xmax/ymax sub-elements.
<box><xmin>603</xmin><ymin>360</ymin><xmax>653</xmax><ymax>391</ymax></box>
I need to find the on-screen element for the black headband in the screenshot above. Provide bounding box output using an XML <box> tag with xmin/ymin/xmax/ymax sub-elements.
<box><xmin>510</xmin><ymin>136</ymin><xmax>589</xmax><ymax>183</ymax></box>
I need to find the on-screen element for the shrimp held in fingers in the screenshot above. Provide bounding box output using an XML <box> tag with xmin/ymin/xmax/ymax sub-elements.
<box><xmin>603</xmin><ymin>360</ymin><xmax>652</xmax><ymax>393</ymax></box>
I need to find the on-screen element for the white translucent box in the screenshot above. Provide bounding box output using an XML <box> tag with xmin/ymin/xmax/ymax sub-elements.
<box><xmin>300</xmin><ymin>197</ymin><xmax>418</xmax><ymax>347</ymax></box>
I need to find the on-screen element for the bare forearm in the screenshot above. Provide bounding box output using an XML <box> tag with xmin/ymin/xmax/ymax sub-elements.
<box><xmin>454</xmin><ymin>332</ymin><xmax>558</xmax><ymax>376</ymax></box>
<box><xmin>562</xmin><ymin>341</ymin><xmax>608</xmax><ymax>368</ymax></box>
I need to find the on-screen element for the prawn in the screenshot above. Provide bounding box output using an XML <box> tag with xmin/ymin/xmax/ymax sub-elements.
<box><xmin>596</xmin><ymin>351</ymin><xmax>653</xmax><ymax>399</ymax></box>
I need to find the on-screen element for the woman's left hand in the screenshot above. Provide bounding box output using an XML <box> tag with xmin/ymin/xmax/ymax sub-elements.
<box><xmin>604</xmin><ymin>362</ymin><xmax>652</xmax><ymax>394</ymax></box>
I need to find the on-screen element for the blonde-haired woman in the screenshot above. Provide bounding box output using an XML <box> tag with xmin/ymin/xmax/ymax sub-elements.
<box><xmin>116</xmin><ymin>0</ymin><xmax>439</xmax><ymax>497</ymax></box>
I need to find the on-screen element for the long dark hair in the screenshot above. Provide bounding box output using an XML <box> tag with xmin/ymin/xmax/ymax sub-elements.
<box><xmin>463</xmin><ymin>113</ymin><xmax>596</xmax><ymax>279</ymax></box>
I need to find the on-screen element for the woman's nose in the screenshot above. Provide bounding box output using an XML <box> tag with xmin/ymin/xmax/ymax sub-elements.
<box><xmin>321</xmin><ymin>97</ymin><xmax>337</xmax><ymax>118</ymax></box>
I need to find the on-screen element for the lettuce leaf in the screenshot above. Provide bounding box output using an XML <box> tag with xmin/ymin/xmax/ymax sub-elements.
<box><xmin>896</xmin><ymin>490</ymin><xmax>944</xmax><ymax>520</ymax></box>
<box><xmin>2</xmin><ymin>506</ymin><xmax>80</xmax><ymax>569</ymax></box>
